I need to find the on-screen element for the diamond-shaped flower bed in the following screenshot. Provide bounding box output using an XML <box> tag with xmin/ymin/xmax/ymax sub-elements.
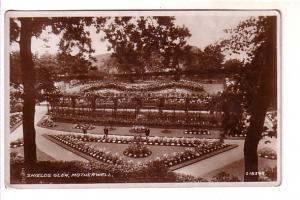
<box><xmin>44</xmin><ymin>133</ymin><xmax>238</xmax><ymax>169</ymax></box>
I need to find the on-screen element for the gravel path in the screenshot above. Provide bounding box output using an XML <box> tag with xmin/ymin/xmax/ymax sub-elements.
<box><xmin>10</xmin><ymin>106</ymin><xmax>88</xmax><ymax>162</ymax></box>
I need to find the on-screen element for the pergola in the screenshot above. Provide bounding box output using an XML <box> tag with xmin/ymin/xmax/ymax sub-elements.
<box><xmin>48</xmin><ymin>93</ymin><xmax>223</xmax><ymax>129</ymax></box>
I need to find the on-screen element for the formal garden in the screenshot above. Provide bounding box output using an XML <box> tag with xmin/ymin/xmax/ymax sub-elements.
<box><xmin>9</xmin><ymin>78</ymin><xmax>278</xmax><ymax>184</ymax></box>
<box><xmin>9</xmin><ymin>15</ymin><xmax>278</xmax><ymax>184</ymax></box>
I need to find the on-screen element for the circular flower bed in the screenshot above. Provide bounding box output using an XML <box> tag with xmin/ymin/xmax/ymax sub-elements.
<box><xmin>108</xmin><ymin>127</ymin><xmax>116</xmax><ymax>131</ymax></box>
<box><xmin>123</xmin><ymin>143</ymin><xmax>152</xmax><ymax>158</ymax></box>
<box><xmin>41</xmin><ymin>117</ymin><xmax>56</xmax><ymax>128</ymax></box>
<box><xmin>258</xmin><ymin>148</ymin><xmax>277</xmax><ymax>160</ymax></box>
<box><xmin>161</xmin><ymin>129</ymin><xmax>172</xmax><ymax>133</ymax></box>
<box><xmin>73</xmin><ymin>124</ymin><xmax>95</xmax><ymax>130</ymax></box>
<box><xmin>123</xmin><ymin>134</ymin><xmax>152</xmax><ymax>158</ymax></box>
<box><xmin>129</xmin><ymin>125</ymin><xmax>146</xmax><ymax>133</ymax></box>
<box><xmin>10</xmin><ymin>139</ymin><xmax>24</xmax><ymax>148</ymax></box>
<box><xmin>184</xmin><ymin>129</ymin><xmax>211</xmax><ymax>135</ymax></box>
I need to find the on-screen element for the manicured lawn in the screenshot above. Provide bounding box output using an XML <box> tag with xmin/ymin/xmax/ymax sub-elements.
<box><xmin>202</xmin><ymin>83</ymin><xmax>224</xmax><ymax>94</ymax></box>
<box><xmin>37</xmin><ymin>117</ymin><xmax>222</xmax><ymax>139</ymax></box>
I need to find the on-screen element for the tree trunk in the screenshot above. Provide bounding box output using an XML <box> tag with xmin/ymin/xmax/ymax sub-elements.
<box><xmin>244</xmin><ymin>98</ymin><xmax>268</xmax><ymax>181</ymax></box>
<box><xmin>244</xmin><ymin>16</ymin><xmax>277</xmax><ymax>181</ymax></box>
<box><xmin>19</xmin><ymin>18</ymin><xmax>37</xmax><ymax>164</ymax></box>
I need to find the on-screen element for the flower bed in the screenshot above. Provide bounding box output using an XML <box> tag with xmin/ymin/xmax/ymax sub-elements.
<box><xmin>211</xmin><ymin>172</ymin><xmax>241</xmax><ymax>182</ymax></box>
<box><xmin>161</xmin><ymin>129</ymin><xmax>172</xmax><ymax>133</ymax></box>
<box><xmin>10</xmin><ymin>156</ymin><xmax>208</xmax><ymax>184</ymax></box>
<box><xmin>184</xmin><ymin>129</ymin><xmax>211</xmax><ymax>135</ymax></box>
<box><xmin>154</xmin><ymin>141</ymin><xmax>229</xmax><ymax>167</ymax></box>
<box><xmin>10</xmin><ymin>139</ymin><xmax>24</xmax><ymax>148</ymax></box>
<box><xmin>58</xmin><ymin>134</ymin><xmax>213</xmax><ymax>147</ymax></box>
<box><xmin>73</xmin><ymin>124</ymin><xmax>96</xmax><ymax>130</ymax></box>
<box><xmin>48</xmin><ymin>135</ymin><xmax>124</xmax><ymax>165</ymax></box>
<box><xmin>123</xmin><ymin>143</ymin><xmax>152</xmax><ymax>158</ymax></box>
<box><xmin>123</xmin><ymin>134</ymin><xmax>152</xmax><ymax>158</ymax></box>
<box><xmin>263</xmin><ymin>166</ymin><xmax>277</xmax><ymax>181</ymax></box>
<box><xmin>10</xmin><ymin>113</ymin><xmax>23</xmax><ymax>129</ymax></box>
<box><xmin>258</xmin><ymin>148</ymin><xmax>277</xmax><ymax>160</ymax></box>
<box><xmin>47</xmin><ymin>134</ymin><xmax>230</xmax><ymax>168</ymax></box>
<box><xmin>52</xmin><ymin>113</ymin><xmax>221</xmax><ymax>129</ymax></box>
<box><xmin>227</xmin><ymin>133</ymin><xmax>247</xmax><ymax>138</ymax></box>
<box><xmin>129</xmin><ymin>125</ymin><xmax>146</xmax><ymax>133</ymax></box>
<box><xmin>108</xmin><ymin>127</ymin><xmax>116</xmax><ymax>131</ymax></box>
<box><xmin>267</xmin><ymin>111</ymin><xmax>277</xmax><ymax>123</ymax></box>
<box><xmin>41</xmin><ymin>117</ymin><xmax>57</xmax><ymax>128</ymax></box>
<box><xmin>80</xmin><ymin>81</ymin><xmax>204</xmax><ymax>94</ymax></box>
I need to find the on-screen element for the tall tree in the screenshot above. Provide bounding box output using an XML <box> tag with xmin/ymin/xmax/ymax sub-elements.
<box><xmin>10</xmin><ymin>17</ymin><xmax>107</xmax><ymax>164</ymax></box>
<box><xmin>184</xmin><ymin>43</ymin><xmax>225</xmax><ymax>71</ymax></box>
<box><xmin>103</xmin><ymin>16</ymin><xmax>191</xmax><ymax>74</ymax></box>
<box><xmin>223</xmin><ymin>16</ymin><xmax>277</xmax><ymax>181</ymax></box>
<box><xmin>199</xmin><ymin>44</ymin><xmax>225</xmax><ymax>70</ymax></box>
<box><xmin>57</xmin><ymin>52</ymin><xmax>93</xmax><ymax>76</ymax></box>
<box><xmin>10</xmin><ymin>52</ymin><xmax>59</xmax><ymax>103</ymax></box>
<box><xmin>222</xmin><ymin>58</ymin><xmax>244</xmax><ymax>73</ymax></box>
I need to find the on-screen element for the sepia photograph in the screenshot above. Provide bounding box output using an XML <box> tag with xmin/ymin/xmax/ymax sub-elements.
<box><xmin>5</xmin><ymin>10</ymin><xmax>280</xmax><ymax>186</ymax></box>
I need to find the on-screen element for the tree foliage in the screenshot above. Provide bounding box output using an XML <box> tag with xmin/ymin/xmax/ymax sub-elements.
<box><xmin>184</xmin><ymin>43</ymin><xmax>225</xmax><ymax>71</ymax></box>
<box><xmin>223</xmin><ymin>16</ymin><xmax>277</xmax><ymax>113</ymax></box>
<box><xmin>222</xmin><ymin>59</ymin><xmax>244</xmax><ymax>72</ymax></box>
<box><xmin>103</xmin><ymin>16</ymin><xmax>191</xmax><ymax>73</ymax></box>
<box><xmin>10</xmin><ymin>17</ymin><xmax>107</xmax><ymax>164</ymax></box>
<box><xmin>199</xmin><ymin>44</ymin><xmax>225</xmax><ymax>69</ymax></box>
<box><xmin>10</xmin><ymin>51</ymin><xmax>22</xmax><ymax>84</ymax></box>
<box><xmin>10</xmin><ymin>17</ymin><xmax>107</xmax><ymax>61</ymax></box>
<box><xmin>56</xmin><ymin>52</ymin><xmax>94</xmax><ymax>76</ymax></box>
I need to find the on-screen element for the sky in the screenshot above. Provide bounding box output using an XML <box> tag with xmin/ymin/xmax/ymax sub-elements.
<box><xmin>175</xmin><ymin>15</ymin><xmax>249</xmax><ymax>49</ymax></box>
<box><xmin>9</xmin><ymin>15</ymin><xmax>252</xmax><ymax>59</ymax></box>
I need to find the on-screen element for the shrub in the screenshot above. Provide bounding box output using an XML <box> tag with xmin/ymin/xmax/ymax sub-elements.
<box><xmin>258</xmin><ymin>147</ymin><xmax>277</xmax><ymax>160</ymax></box>
<box><xmin>211</xmin><ymin>172</ymin><xmax>241</xmax><ymax>182</ymax></box>
<box><xmin>264</xmin><ymin>167</ymin><xmax>277</xmax><ymax>181</ymax></box>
